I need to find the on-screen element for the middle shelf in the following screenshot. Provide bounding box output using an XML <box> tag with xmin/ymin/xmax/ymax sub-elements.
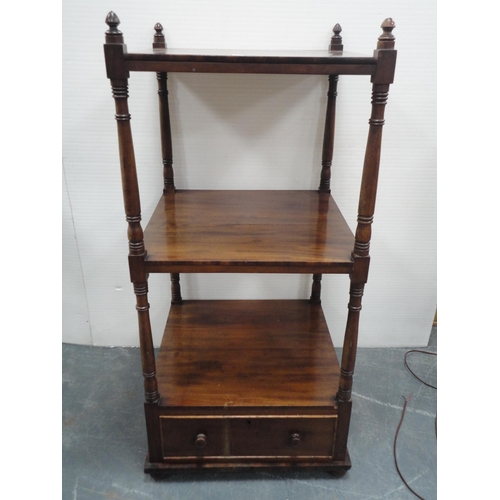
<box><xmin>143</xmin><ymin>190</ymin><xmax>355</xmax><ymax>274</ymax></box>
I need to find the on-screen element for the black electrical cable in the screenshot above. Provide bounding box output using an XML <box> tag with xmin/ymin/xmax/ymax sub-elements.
<box><xmin>404</xmin><ymin>350</ymin><xmax>437</xmax><ymax>389</ymax></box>
<box><xmin>394</xmin><ymin>395</ymin><xmax>426</xmax><ymax>500</ymax></box>
<box><xmin>405</xmin><ymin>349</ymin><xmax>437</xmax><ymax>437</ymax></box>
<box><xmin>393</xmin><ymin>349</ymin><xmax>437</xmax><ymax>499</ymax></box>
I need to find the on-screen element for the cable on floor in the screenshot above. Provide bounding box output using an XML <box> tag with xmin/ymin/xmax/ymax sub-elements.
<box><xmin>404</xmin><ymin>350</ymin><xmax>437</xmax><ymax>390</ymax></box>
<box><xmin>394</xmin><ymin>349</ymin><xmax>437</xmax><ymax>500</ymax></box>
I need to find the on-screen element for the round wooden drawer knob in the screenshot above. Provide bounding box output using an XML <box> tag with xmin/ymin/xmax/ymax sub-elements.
<box><xmin>290</xmin><ymin>432</ymin><xmax>301</xmax><ymax>446</ymax></box>
<box><xmin>195</xmin><ymin>433</ymin><xmax>207</xmax><ymax>448</ymax></box>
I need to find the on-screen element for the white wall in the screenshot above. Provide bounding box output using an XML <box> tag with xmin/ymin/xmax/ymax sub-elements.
<box><xmin>62</xmin><ymin>0</ymin><xmax>436</xmax><ymax>347</ymax></box>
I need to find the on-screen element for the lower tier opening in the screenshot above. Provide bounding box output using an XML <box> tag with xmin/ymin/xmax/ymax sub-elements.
<box><xmin>156</xmin><ymin>300</ymin><xmax>340</xmax><ymax>409</ymax></box>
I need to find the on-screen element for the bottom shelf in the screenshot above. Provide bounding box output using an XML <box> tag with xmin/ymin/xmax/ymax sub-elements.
<box><xmin>156</xmin><ymin>300</ymin><xmax>340</xmax><ymax>410</ymax></box>
<box><xmin>146</xmin><ymin>300</ymin><xmax>349</xmax><ymax>470</ymax></box>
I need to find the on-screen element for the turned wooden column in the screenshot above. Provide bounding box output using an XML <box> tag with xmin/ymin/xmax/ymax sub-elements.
<box><xmin>104</xmin><ymin>12</ymin><xmax>159</xmax><ymax>406</ymax></box>
<box><xmin>318</xmin><ymin>73</ymin><xmax>340</xmax><ymax>194</ymax></box>
<box><xmin>157</xmin><ymin>72</ymin><xmax>175</xmax><ymax>193</ymax></box>
<box><xmin>335</xmin><ymin>19</ymin><xmax>396</xmax><ymax>460</ymax></box>
<box><xmin>152</xmin><ymin>23</ymin><xmax>182</xmax><ymax>306</ymax></box>
<box><xmin>313</xmin><ymin>74</ymin><xmax>339</xmax><ymax>299</ymax></box>
<box><xmin>319</xmin><ymin>23</ymin><xmax>342</xmax><ymax>193</ymax></box>
<box><xmin>312</xmin><ymin>25</ymin><xmax>342</xmax><ymax>305</ymax></box>
<box><xmin>311</xmin><ymin>24</ymin><xmax>344</xmax><ymax>305</ymax></box>
<box><xmin>152</xmin><ymin>23</ymin><xmax>175</xmax><ymax>193</ymax></box>
<box><xmin>309</xmin><ymin>274</ymin><xmax>322</xmax><ymax>305</ymax></box>
<box><xmin>337</xmin><ymin>18</ymin><xmax>396</xmax><ymax>405</ymax></box>
<box><xmin>170</xmin><ymin>273</ymin><xmax>183</xmax><ymax>305</ymax></box>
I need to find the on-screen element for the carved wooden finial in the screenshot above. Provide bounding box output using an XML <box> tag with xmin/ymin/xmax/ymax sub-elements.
<box><xmin>377</xmin><ymin>18</ymin><xmax>396</xmax><ymax>49</ymax></box>
<box><xmin>153</xmin><ymin>22</ymin><xmax>166</xmax><ymax>49</ymax></box>
<box><xmin>105</xmin><ymin>11</ymin><xmax>124</xmax><ymax>43</ymax></box>
<box><xmin>105</xmin><ymin>12</ymin><xmax>121</xmax><ymax>35</ymax></box>
<box><xmin>329</xmin><ymin>23</ymin><xmax>343</xmax><ymax>52</ymax></box>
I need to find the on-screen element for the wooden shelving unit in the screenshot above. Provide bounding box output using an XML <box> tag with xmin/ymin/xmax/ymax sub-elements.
<box><xmin>103</xmin><ymin>12</ymin><xmax>397</xmax><ymax>478</ymax></box>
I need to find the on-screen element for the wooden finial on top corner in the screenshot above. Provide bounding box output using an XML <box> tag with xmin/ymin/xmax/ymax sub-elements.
<box><xmin>329</xmin><ymin>23</ymin><xmax>343</xmax><ymax>52</ymax></box>
<box><xmin>105</xmin><ymin>11</ymin><xmax>123</xmax><ymax>43</ymax></box>
<box><xmin>377</xmin><ymin>18</ymin><xmax>396</xmax><ymax>49</ymax></box>
<box><xmin>153</xmin><ymin>22</ymin><xmax>166</xmax><ymax>49</ymax></box>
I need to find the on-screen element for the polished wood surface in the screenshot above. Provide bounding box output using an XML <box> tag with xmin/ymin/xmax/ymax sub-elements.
<box><xmin>125</xmin><ymin>47</ymin><xmax>376</xmax><ymax>66</ymax></box>
<box><xmin>129</xmin><ymin>48</ymin><xmax>373</xmax><ymax>60</ymax></box>
<box><xmin>156</xmin><ymin>300</ymin><xmax>340</xmax><ymax>408</ymax></box>
<box><xmin>144</xmin><ymin>190</ymin><xmax>354</xmax><ymax>273</ymax></box>
<box><xmin>122</xmin><ymin>29</ymin><xmax>376</xmax><ymax>76</ymax></box>
<box><xmin>126</xmin><ymin>61</ymin><xmax>374</xmax><ymax>76</ymax></box>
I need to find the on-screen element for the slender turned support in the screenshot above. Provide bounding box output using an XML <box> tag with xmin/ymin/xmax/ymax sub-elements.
<box><xmin>337</xmin><ymin>284</ymin><xmax>364</xmax><ymax>403</ymax></box>
<box><xmin>336</xmin><ymin>88</ymin><xmax>389</xmax><ymax>402</ymax></box>
<box><xmin>157</xmin><ymin>72</ymin><xmax>175</xmax><ymax>192</ymax></box>
<box><xmin>337</xmin><ymin>19</ymin><xmax>396</xmax><ymax>405</ymax></box>
<box><xmin>315</xmin><ymin>72</ymin><xmax>338</xmax><ymax>297</ymax></box>
<box><xmin>153</xmin><ymin>24</ymin><xmax>176</xmax><ymax>193</ymax></box>
<box><xmin>170</xmin><ymin>273</ymin><xmax>183</xmax><ymax>304</ymax></box>
<box><xmin>309</xmin><ymin>274</ymin><xmax>322</xmax><ymax>305</ymax></box>
<box><xmin>104</xmin><ymin>12</ymin><xmax>159</xmax><ymax>406</ymax></box>
<box><xmin>319</xmin><ymin>74</ymin><xmax>339</xmax><ymax>193</ymax></box>
<box><xmin>153</xmin><ymin>24</ymin><xmax>180</xmax><ymax>306</ymax></box>
<box><xmin>134</xmin><ymin>283</ymin><xmax>159</xmax><ymax>404</ymax></box>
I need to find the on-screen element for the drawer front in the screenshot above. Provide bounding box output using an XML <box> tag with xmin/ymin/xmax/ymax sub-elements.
<box><xmin>229</xmin><ymin>416</ymin><xmax>336</xmax><ymax>457</ymax></box>
<box><xmin>160</xmin><ymin>417</ymin><xmax>225</xmax><ymax>457</ymax></box>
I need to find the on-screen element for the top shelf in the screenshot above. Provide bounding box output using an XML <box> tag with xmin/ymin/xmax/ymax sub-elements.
<box><xmin>104</xmin><ymin>13</ymin><xmax>396</xmax><ymax>79</ymax></box>
<box><xmin>124</xmin><ymin>48</ymin><xmax>376</xmax><ymax>75</ymax></box>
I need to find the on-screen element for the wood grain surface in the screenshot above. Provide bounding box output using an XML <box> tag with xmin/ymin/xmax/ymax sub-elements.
<box><xmin>124</xmin><ymin>48</ymin><xmax>376</xmax><ymax>75</ymax></box>
<box><xmin>144</xmin><ymin>190</ymin><xmax>355</xmax><ymax>273</ymax></box>
<box><xmin>156</xmin><ymin>300</ymin><xmax>340</xmax><ymax>408</ymax></box>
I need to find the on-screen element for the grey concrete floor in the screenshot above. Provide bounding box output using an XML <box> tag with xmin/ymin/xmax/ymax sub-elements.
<box><xmin>62</xmin><ymin>327</ymin><xmax>437</xmax><ymax>500</ymax></box>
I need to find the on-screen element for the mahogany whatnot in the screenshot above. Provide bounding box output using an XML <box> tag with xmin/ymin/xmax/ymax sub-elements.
<box><xmin>103</xmin><ymin>12</ymin><xmax>397</xmax><ymax>477</ymax></box>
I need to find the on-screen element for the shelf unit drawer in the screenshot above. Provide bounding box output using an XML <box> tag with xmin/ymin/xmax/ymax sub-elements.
<box><xmin>160</xmin><ymin>415</ymin><xmax>337</xmax><ymax>459</ymax></box>
<box><xmin>160</xmin><ymin>417</ymin><xmax>225</xmax><ymax>457</ymax></box>
<box><xmin>229</xmin><ymin>416</ymin><xmax>336</xmax><ymax>457</ymax></box>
